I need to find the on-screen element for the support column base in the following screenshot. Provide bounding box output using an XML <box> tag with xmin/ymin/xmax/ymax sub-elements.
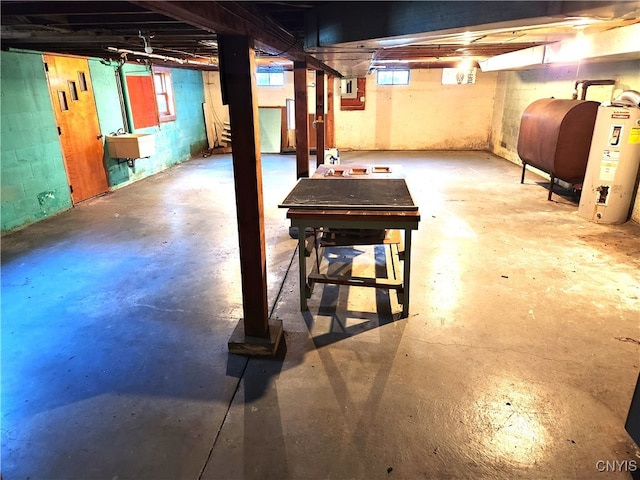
<box><xmin>228</xmin><ymin>319</ymin><xmax>283</xmax><ymax>356</ymax></box>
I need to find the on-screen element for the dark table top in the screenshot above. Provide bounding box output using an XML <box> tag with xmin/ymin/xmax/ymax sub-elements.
<box><xmin>279</xmin><ymin>178</ymin><xmax>418</xmax><ymax>211</ymax></box>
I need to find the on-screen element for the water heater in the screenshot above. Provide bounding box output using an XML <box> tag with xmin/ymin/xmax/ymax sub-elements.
<box><xmin>578</xmin><ymin>91</ymin><xmax>640</xmax><ymax>224</ymax></box>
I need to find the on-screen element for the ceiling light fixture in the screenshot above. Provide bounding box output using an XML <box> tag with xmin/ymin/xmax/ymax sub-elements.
<box><xmin>457</xmin><ymin>58</ymin><xmax>474</xmax><ymax>71</ymax></box>
<box><xmin>138</xmin><ymin>31</ymin><xmax>154</xmax><ymax>54</ymax></box>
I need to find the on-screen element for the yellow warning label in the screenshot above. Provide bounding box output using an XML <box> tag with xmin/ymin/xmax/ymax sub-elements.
<box><xmin>629</xmin><ymin>126</ymin><xmax>640</xmax><ymax>144</ymax></box>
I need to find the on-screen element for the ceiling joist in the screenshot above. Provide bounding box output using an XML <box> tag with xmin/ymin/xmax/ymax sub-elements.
<box><xmin>1</xmin><ymin>1</ymin><xmax>638</xmax><ymax>75</ymax></box>
<box><xmin>131</xmin><ymin>0</ymin><xmax>342</xmax><ymax>76</ymax></box>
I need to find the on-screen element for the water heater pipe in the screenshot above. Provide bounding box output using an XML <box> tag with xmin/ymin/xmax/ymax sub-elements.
<box><xmin>613</xmin><ymin>90</ymin><xmax>640</xmax><ymax>108</ymax></box>
<box><xmin>572</xmin><ymin>79</ymin><xmax>616</xmax><ymax>100</ymax></box>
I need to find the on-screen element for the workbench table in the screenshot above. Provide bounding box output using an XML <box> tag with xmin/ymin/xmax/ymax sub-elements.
<box><xmin>280</xmin><ymin>176</ymin><xmax>420</xmax><ymax>318</ymax></box>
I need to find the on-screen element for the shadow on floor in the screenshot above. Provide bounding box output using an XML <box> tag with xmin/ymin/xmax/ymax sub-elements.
<box><xmin>302</xmin><ymin>244</ymin><xmax>403</xmax><ymax>349</ymax></box>
<box><xmin>533</xmin><ymin>180</ymin><xmax>581</xmax><ymax>204</ymax></box>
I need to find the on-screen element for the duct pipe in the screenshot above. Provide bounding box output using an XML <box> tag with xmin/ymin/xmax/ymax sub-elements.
<box><xmin>613</xmin><ymin>90</ymin><xmax>640</xmax><ymax>108</ymax></box>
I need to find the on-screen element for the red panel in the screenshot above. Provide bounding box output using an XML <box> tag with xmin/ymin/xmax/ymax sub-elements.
<box><xmin>341</xmin><ymin>78</ymin><xmax>366</xmax><ymax>111</ymax></box>
<box><xmin>125</xmin><ymin>75</ymin><xmax>158</xmax><ymax>129</ymax></box>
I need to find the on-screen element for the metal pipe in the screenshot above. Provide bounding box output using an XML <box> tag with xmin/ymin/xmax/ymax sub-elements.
<box><xmin>572</xmin><ymin>79</ymin><xmax>586</xmax><ymax>99</ymax></box>
<box><xmin>114</xmin><ymin>64</ymin><xmax>130</xmax><ymax>133</ymax></box>
<box><xmin>116</xmin><ymin>64</ymin><xmax>134</xmax><ymax>133</ymax></box>
<box><xmin>573</xmin><ymin>79</ymin><xmax>615</xmax><ymax>100</ymax></box>
<box><xmin>106</xmin><ymin>46</ymin><xmax>216</xmax><ymax>67</ymax></box>
<box><xmin>581</xmin><ymin>80</ymin><xmax>616</xmax><ymax>100</ymax></box>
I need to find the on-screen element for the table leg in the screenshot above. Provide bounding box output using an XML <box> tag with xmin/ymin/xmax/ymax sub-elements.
<box><xmin>401</xmin><ymin>228</ymin><xmax>413</xmax><ymax>318</ymax></box>
<box><xmin>297</xmin><ymin>222</ymin><xmax>309</xmax><ymax>311</ymax></box>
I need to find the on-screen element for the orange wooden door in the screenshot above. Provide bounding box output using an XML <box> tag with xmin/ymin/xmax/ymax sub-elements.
<box><xmin>44</xmin><ymin>54</ymin><xmax>108</xmax><ymax>203</ymax></box>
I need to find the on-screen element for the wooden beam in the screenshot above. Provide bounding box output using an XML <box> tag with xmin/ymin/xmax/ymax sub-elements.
<box><xmin>132</xmin><ymin>1</ymin><xmax>342</xmax><ymax>77</ymax></box>
<box><xmin>294</xmin><ymin>61</ymin><xmax>309</xmax><ymax>179</ymax></box>
<box><xmin>217</xmin><ymin>34</ymin><xmax>269</xmax><ymax>339</ymax></box>
<box><xmin>326</xmin><ymin>75</ymin><xmax>335</xmax><ymax>148</ymax></box>
<box><xmin>315</xmin><ymin>70</ymin><xmax>325</xmax><ymax>168</ymax></box>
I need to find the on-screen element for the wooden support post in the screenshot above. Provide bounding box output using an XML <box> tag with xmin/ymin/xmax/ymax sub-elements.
<box><xmin>294</xmin><ymin>61</ymin><xmax>309</xmax><ymax>178</ymax></box>
<box><xmin>326</xmin><ymin>75</ymin><xmax>335</xmax><ymax>148</ymax></box>
<box><xmin>218</xmin><ymin>34</ymin><xmax>282</xmax><ymax>356</ymax></box>
<box><xmin>315</xmin><ymin>70</ymin><xmax>325</xmax><ymax>167</ymax></box>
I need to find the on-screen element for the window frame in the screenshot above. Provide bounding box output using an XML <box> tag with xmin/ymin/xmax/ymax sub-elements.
<box><xmin>256</xmin><ymin>67</ymin><xmax>285</xmax><ymax>87</ymax></box>
<box><xmin>376</xmin><ymin>69</ymin><xmax>410</xmax><ymax>86</ymax></box>
<box><xmin>152</xmin><ymin>66</ymin><xmax>176</xmax><ymax>123</ymax></box>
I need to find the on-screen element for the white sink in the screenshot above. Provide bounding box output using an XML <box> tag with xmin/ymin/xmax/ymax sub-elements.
<box><xmin>105</xmin><ymin>133</ymin><xmax>155</xmax><ymax>159</ymax></box>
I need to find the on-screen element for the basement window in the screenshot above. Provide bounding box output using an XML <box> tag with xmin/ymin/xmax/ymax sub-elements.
<box><xmin>152</xmin><ymin>67</ymin><xmax>176</xmax><ymax>122</ymax></box>
<box><xmin>377</xmin><ymin>69</ymin><xmax>410</xmax><ymax>86</ymax></box>
<box><xmin>256</xmin><ymin>67</ymin><xmax>285</xmax><ymax>86</ymax></box>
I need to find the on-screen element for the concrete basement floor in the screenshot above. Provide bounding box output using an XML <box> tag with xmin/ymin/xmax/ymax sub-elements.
<box><xmin>1</xmin><ymin>151</ymin><xmax>639</xmax><ymax>480</ymax></box>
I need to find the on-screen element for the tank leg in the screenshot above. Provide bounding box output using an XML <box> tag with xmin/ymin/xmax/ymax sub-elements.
<box><xmin>548</xmin><ymin>174</ymin><xmax>554</xmax><ymax>201</ymax></box>
<box><xmin>521</xmin><ymin>163</ymin><xmax>526</xmax><ymax>184</ymax></box>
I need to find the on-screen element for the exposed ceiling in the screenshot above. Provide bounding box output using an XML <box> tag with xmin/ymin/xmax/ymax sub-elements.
<box><xmin>1</xmin><ymin>1</ymin><xmax>639</xmax><ymax>76</ymax></box>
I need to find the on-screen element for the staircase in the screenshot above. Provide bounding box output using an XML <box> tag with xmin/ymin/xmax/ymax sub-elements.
<box><xmin>219</xmin><ymin>121</ymin><xmax>232</xmax><ymax>147</ymax></box>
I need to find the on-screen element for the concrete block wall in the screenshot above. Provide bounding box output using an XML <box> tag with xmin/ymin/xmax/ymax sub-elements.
<box><xmin>255</xmin><ymin>71</ymin><xmax>319</xmax><ymax>113</ymax></box>
<box><xmin>490</xmin><ymin>60</ymin><xmax>639</xmax><ymax>163</ymax></box>
<box><xmin>1</xmin><ymin>50</ymin><xmax>209</xmax><ymax>233</ymax></box>
<box><xmin>169</xmin><ymin>68</ymin><xmax>208</xmax><ymax>159</ymax></box>
<box><xmin>108</xmin><ymin>64</ymin><xmax>208</xmax><ymax>190</ymax></box>
<box><xmin>250</xmin><ymin>68</ymin><xmax>499</xmax><ymax>151</ymax></box>
<box><xmin>334</xmin><ymin>69</ymin><xmax>499</xmax><ymax>151</ymax></box>
<box><xmin>1</xmin><ymin>51</ymin><xmax>72</xmax><ymax>232</ymax></box>
<box><xmin>87</xmin><ymin>60</ymin><xmax>128</xmax><ymax>186</ymax></box>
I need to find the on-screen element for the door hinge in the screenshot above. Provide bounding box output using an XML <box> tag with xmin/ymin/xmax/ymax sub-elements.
<box><xmin>44</xmin><ymin>62</ymin><xmax>49</xmax><ymax>72</ymax></box>
<box><xmin>57</xmin><ymin>126</ymin><xmax>62</xmax><ymax>135</ymax></box>
<box><xmin>69</xmin><ymin>185</ymin><xmax>73</xmax><ymax>194</ymax></box>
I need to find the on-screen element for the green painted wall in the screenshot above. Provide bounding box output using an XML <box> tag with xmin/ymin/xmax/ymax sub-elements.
<box><xmin>90</xmin><ymin>62</ymin><xmax>207</xmax><ymax>189</ymax></box>
<box><xmin>87</xmin><ymin>59</ymin><xmax>129</xmax><ymax>186</ymax></box>
<box><xmin>1</xmin><ymin>51</ymin><xmax>72</xmax><ymax>232</ymax></box>
<box><xmin>104</xmin><ymin>64</ymin><xmax>207</xmax><ymax>189</ymax></box>
<box><xmin>172</xmin><ymin>68</ymin><xmax>209</xmax><ymax>157</ymax></box>
<box><xmin>1</xmin><ymin>50</ymin><xmax>208</xmax><ymax>233</ymax></box>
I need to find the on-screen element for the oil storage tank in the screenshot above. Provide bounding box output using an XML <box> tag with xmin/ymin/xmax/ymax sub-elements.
<box><xmin>578</xmin><ymin>91</ymin><xmax>640</xmax><ymax>224</ymax></box>
<box><xmin>517</xmin><ymin>98</ymin><xmax>599</xmax><ymax>200</ymax></box>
